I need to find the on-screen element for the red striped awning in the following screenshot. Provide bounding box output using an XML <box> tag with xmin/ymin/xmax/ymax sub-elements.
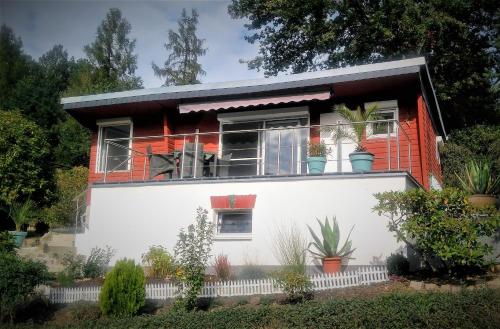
<box><xmin>178</xmin><ymin>90</ymin><xmax>331</xmax><ymax>113</ymax></box>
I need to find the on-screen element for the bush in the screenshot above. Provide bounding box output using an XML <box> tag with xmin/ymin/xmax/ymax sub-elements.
<box><xmin>0</xmin><ymin>231</ymin><xmax>17</xmax><ymax>254</ymax></box>
<box><xmin>374</xmin><ymin>188</ymin><xmax>499</xmax><ymax>275</ymax></box>
<box><xmin>174</xmin><ymin>207</ymin><xmax>214</xmax><ymax>310</ymax></box>
<box><xmin>0</xmin><ymin>252</ymin><xmax>51</xmax><ymax>323</ymax></box>
<box><xmin>141</xmin><ymin>245</ymin><xmax>174</xmax><ymax>279</ymax></box>
<box><xmin>386</xmin><ymin>254</ymin><xmax>410</xmax><ymax>276</ymax></box>
<box><xmin>273</xmin><ymin>269</ymin><xmax>313</xmax><ymax>303</ymax></box>
<box><xmin>60</xmin><ymin>246</ymin><xmax>115</xmax><ymax>282</ymax></box>
<box><xmin>212</xmin><ymin>254</ymin><xmax>232</xmax><ymax>281</ymax></box>
<box><xmin>29</xmin><ymin>289</ymin><xmax>500</xmax><ymax>328</ymax></box>
<box><xmin>99</xmin><ymin>259</ymin><xmax>145</xmax><ymax>317</ymax></box>
<box><xmin>67</xmin><ymin>301</ymin><xmax>101</xmax><ymax>322</ymax></box>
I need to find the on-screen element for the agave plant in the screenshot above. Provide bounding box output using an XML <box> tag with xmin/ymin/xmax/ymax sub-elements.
<box><xmin>307</xmin><ymin>216</ymin><xmax>356</xmax><ymax>259</ymax></box>
<box><xmin>456</xmin><ymin>160</ymin><xmax>499</xmax><ymax>195</ymax></box>
<box><xmin>328</xmin><ymin>104</ymin><xmax>380</xmax><ymax>152</ymax></box>
<box><xmin>6</xmin><ymin>199</ymin><xmax>36</xmax><ymax>231</ymax></box>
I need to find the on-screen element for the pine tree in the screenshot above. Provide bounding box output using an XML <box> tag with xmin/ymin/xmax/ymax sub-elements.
<box><xmin>84</xmin><ymin>8</ymin><xmax>142</xmax><ymax>90</ymax></box>
<box><xmin>153</xmin><ymin>9</ymin><xmax>207</xmax><ymax>86</ymax></box>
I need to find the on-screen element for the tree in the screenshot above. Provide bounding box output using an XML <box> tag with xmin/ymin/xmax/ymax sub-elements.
<box><xmin>54</xmin><ymin>117</ymin><xmax>91</xmax><ymax>167</ymax></box>
<box><xmin>84</xmin><ymin>8</ymin><xmax>142</xmax><ymax>92</ymax></box>
<box><xmin>0</xmin><ymin>111</ymin><xmax>53</xmax><ymax>207</ymax></box>
<box><xmin>152</xmin><ymin>8</ymin><xmax>207</xmax><ymax>86</ymax></box>
<box><xmin>228</xmin><ymin>0</ymin><xmax>499</xmax><ymax>130</ymax></box>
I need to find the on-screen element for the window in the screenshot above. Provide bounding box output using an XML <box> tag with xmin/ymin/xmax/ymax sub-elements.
<box><xmin>366</xmin><ymin>100</ymin><xmax>398</xmax><ymax>138</ymax></box>
<box><xmin>216</xmin><ymin>210</ymin><xmax>252</xmax><ymax>238</ymax></box>
<box><xmin>96</xmin><ymin>119</ymin><xmax>132</xmax><ymax>173</ymax></box>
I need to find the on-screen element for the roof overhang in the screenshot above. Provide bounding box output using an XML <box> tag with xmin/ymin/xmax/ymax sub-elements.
<box><xmin>61</xmin><ymin>57</ymin><xmax>445</xmax><ymax>136</ymax></box>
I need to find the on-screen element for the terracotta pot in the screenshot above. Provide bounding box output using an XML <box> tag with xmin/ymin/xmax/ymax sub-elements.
<box><xmin>468</xmin><ymin>194</ymin><xmax>497</xmax><ymax>208</ymax></box>
<box><xmin>322</xmin><ymin>257</ymin><xmax>342</xmax><ymax>274</ymax></box>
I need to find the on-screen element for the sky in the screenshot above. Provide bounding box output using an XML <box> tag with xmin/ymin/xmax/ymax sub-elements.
<box><xmin>0</xmin><ymin>0</ymin><xmax>264</xmax><ymax>88</ymax></box>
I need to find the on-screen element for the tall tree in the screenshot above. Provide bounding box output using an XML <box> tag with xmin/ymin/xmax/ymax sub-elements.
<box><xmin>84</xmin><ymin>8</ymin><xmax>142</xmax><ymax>91</ymax></box>
<box><xmin>152</xmin><ymin>8</ymin><xmax>207</xmax><ymax>86</ymax></box>
<box><xmin>228</xmin><ymin>0</ymin><xmax>499</xmax><ymax>130</ymax></box>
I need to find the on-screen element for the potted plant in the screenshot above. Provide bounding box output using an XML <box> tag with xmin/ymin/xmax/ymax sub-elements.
<box><xmin>307</xmin><ymin>141</ymin><xmax>331</xmax><ymax>174</ymax></box>
<box><xmin>5</xmin><ymin>199</ymin><xmax>35</xmax><ymax>247</ymax></box>
<box><xmin>307</xmin><ymin>216</ymin><xmax>355</xmax><ymax>274</ymax></box>
<box><xmin>456</xmin><ymin>160</ymin><xmax>499</xmax><ymax>208</ymax></box>
<box><xmin>330</xmin><ymin>104</ymin><xmax>379</xmax><ymax>172</ymax></box>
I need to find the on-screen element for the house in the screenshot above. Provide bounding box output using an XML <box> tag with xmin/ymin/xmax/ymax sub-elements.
<box><xmin>62</xmin><ymin>57</ymin><xmax>446</xmax><ymax>267</ymax></box>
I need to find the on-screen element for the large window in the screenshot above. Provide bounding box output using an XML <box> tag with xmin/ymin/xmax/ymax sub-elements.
<box><xmin>216</xmin><ymin>210</ymin><xmax>252</xmax><ymax>236</ymax></box>
<box><xmin>220</xmin><ymin>114</ymin><xmax>308</xmax><ymax>177</ymax></box>
<box><xmin>97</xmin><ymin>119</ymin><xmax>132</xmax><ymax>173</ymax></box>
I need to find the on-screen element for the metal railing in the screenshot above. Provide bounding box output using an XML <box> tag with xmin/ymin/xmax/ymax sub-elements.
<box><xmin>99</xmin><ymin>119</ymin><xmax>412</xmax><ymax>183</ymax></box>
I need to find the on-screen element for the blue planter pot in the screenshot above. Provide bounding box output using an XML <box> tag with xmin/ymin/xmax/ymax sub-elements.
<box><xmin>349</xmin><ymin>152</ymin><xmax>374</xmax><ymax>172</ymax></box>
<box><xmin>307</xmin><ymin>156</ymin><xmax>327</xmax><ymax>174</ymax></box>
<box><xmin>9</xmin><ymin>231</ymin><xmax>27</xmax><ymax>247</ymax></box>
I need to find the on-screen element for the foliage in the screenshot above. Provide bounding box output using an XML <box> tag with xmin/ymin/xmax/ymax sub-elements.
<box><xmin>374</xmin><ymin>188</ymin><xmax>499</xmax><ymax>274</ymax></box>
<box><xmin>386</xmin><ymin>254</ymin><xmax>410</xmax><ymax>276</ymax></box>
<box><xmin>441</xmin><ymin>125</ymin><xmax>500</xmax><ymax>188</ymax></box>
<box><xmin>141</xmin><ymin>245</ymin><xmax>175</xmax><ymax>279</ymax></box>
<box><xmin>307</xmin><ymin>216</ymin><xmax>355</xmax><ymax>259</ymax></box>
<box><xmin>456</xmin><ymin>160</ymin><xmax>499</xmax><ymax>195</ymax></box>
<box><xmin>152</xmin><ymin>9</ymin><xmax>207</xmax><ymax>86</ymax></box>
<box><xmin>0</xmin><ymin>252</ymin><xmax>51</xmax><ymax>323</ymax></box>
<box><xmin>0</xmin><ymin>231</ymin><xmax>17</xmax><ymax>254</ymax></box>
<box><xmin>61</xmin><ymin>246</ymin><xmax>115</xmax><ymax>282</ymax></box>
<box><xmin>173</xmin><ymin>207</ymin><xmax>214</xmax><ymax>310</ymax></box>
<box><xmin>4</xmin><ymin>199</ymin><xmax>36</xmax><ymax>231</ymax></box>
<box><xmin>272</xmin><ymin>223</ymin><xmax>308</xmax><ymax>273</ymax></box>
<box><xmin>212</xmin><ymin>254</ymin><xmax>232</xmax><ymax>281</ymax></box>
<box><xmin>84</xmin><ymin>8</ymin><xmax>142</xmax><ymax>91</ymax></box>
<box><xmin>43</xmin><ymin>167</ymin><xmax>89</xmax><ymax>227</ymax></box>
<box><xmin>99</xmin><ymin>258</ymin><xmax>145</xmax><ymax>317</ymax></box>
<box><xmin>54</xmin><ymin>118</ymin><xmax>91</xmax><ymax>168</ymax></box>
<box><xmin>29</xmin><ymin>289</ymin><xmax>500</xmax><ymax>328</ymax></box>
<box><xmin>67</xmin><ymin>301</ymin><xmax>101</xmax><ymax>322</ymax></box>
<box><xmin>308</xmin><ymin>141</ymin><xmax>330</xmax><ymax>157</ymax></box>
<box><xmin>273</xmin><ymin>269</ymin><xmax>313</xmax><ymax>303</ymax></box>
<box><xmin>228</xmin><ymin>1</ymin><xmax>499</xmax><ymax>130</ymax></box>
<box><xmin>0</xmin><ymin>110</ymin><xmax>53</xmax><ymax>206</ymax></box>
<box><xmin>328</xmin><ymin>104</ymin><xmax>379</xmax><ymax>152</ymax></box>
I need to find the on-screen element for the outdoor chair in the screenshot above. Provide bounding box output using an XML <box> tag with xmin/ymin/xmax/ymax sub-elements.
<box><xmin>146</xmin><ymin>145</ymin><xmax>176</xmax><ymax>179</ymax></box>
<box><xmin>179</xmin><ymin>142</ymin><xmax>204</xmax><ymax>178</ymax></box>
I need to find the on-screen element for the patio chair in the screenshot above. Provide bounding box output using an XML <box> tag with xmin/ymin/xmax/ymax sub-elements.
<box><xmin>147</xmin><ymin>145</ymin><xmax>176</xmax><ymax>179</ymax></box>
<box><xmin>179</xmin><ymin>142</ymin><xmax>204</xmax><ymax>178</ymax></box>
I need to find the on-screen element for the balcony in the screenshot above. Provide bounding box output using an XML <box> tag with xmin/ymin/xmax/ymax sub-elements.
<box><xmin>96</xmin><ymin>119</ymin><xmax>413</xmax><ymax>185</ymax></box>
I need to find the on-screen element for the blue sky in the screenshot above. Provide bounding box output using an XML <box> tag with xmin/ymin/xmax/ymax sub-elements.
<box><xmin>0</xmin><ymin>0</ymin><xmax>264</xmax><ymax>88</ymax></box>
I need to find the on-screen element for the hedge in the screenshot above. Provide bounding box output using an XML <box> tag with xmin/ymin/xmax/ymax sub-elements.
<box><xmin>9</xmin><ymin>289</ymin><xmax>500</xmax><ymax>328</ymax></box>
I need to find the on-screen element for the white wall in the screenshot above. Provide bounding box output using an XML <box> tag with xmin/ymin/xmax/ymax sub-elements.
<box><xmin>76</xmin><ymin>174</ymin><xmax>415</xmax><ymax>266</ymax></box>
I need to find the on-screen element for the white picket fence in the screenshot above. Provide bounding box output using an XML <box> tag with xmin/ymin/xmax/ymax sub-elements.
<box><xmin>46</xmin><ymin>266</ymin><xmax>388</xmax><ymax>304</ymax></box>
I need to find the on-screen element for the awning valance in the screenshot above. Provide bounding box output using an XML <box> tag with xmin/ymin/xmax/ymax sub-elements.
<box><xmin>178</xmin><ymin>90</ymin><xmax>331</xmax><ymax>114</ymax></box>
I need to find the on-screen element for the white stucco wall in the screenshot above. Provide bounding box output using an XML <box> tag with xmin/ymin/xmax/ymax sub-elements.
<box><xmin>76</xmin><ymin>174</ymin><xmax>416</xmax><ymax>266</ymax></box>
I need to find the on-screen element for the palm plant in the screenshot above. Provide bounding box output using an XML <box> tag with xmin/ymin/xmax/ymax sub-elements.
<box><xmin>329</xmin><ymin>104</ymin><xmax>380</xmax><ymax>152</ymax></box>
<box><xmin>307</xmin><ymin>216</ymin><xmax>356</xmax><ymax>259</ymax></box>
<box><xmin>456</xmin><ymin>160</ymin><xmax>499</xmax><ymax>195</ymax></box>
<box><xmin>7</xmin><ymin>199</ymin><xmax>36</xmax><ymax>231</ymax></box>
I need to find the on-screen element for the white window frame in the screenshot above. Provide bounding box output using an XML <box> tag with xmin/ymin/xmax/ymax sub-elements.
<box><xmin>436</xmin><ymin>136</ymin><xmax>443</xmax><ymax>164</ymax></box>
<box><xmin>95</xmin><ymin>118</ymin><xmax>133</xmax><ymax>173</ymax></box>
<box><xmin>217</xmin><ymin>107</ymin><xmax>310</xmax><ymax>175</ymax></box>
<box><xmin>213</xmin><ymin>209</ymin><xmax>253</xmax><ymax>240</ymax></box>
<box><xmin>365</xmin><ymin>100</ymin><xmax>399</xmax><ymax>139</ymax></box>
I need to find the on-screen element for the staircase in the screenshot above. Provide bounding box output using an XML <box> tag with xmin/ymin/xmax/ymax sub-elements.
<box><xmin>18</xmin><ymin>231</ymin><xmax>77</xmax><ymax>273</ymax></box>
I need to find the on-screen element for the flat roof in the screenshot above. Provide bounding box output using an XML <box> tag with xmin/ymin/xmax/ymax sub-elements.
<box><xmin>61</xmin><ymin>57</ymin><xmax>426</xmax><ymax>110</ymax></box>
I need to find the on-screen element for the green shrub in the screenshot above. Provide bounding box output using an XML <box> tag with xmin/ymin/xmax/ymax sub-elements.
<box><xmin>28</xmin><ymin>289</ymin><xmax>500</xmax><ymax>328</ymax></box>
<box><xmin>0</xmin><ymin>231</ymin><xmax>17</xmax><ymax>254</ymax></box>
<box><xmin>374</xmin><ymin>188</ymin><xmax>499</xmax><ymax>275</ymax></box>
<box><xmin>0</xmin><ymin>252</ymin><xmax>51</xmax><ymax>323</ymax></box>
<box><xmin>67</xmin><ymin>301</ymin><xmax>101</xmax><ymax>322</ymax></box>
<box><xmin>99</xmin><ymin>259</ymin><xmax>145</xmax><ymax>317</ymax></box>
<box><xmin>386</xmin><ymin>254</ymin><xmax>410</xmax><ymax>276</ymax></box>
<box><xmin>273</xmin><ymin>269</ymin><xmax>313</xmax><ymax>303</ymax></box>
<box><xmin>61</xmin><ymin>246</ymin><xmax>115</xmax><ymax>282</ymax></box>
<box><xmin>174</xmin><ymin>207</ymin><xmax>214</xmax><ymax>310</ymax></box>
<box><xmin>141</xmin><ymin>245</ymin><xmax>174</xmax><ymax>279</ymax></box>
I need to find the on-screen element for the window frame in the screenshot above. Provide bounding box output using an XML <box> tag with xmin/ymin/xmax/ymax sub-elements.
<box><xmin>213</xmin><ymin>209</ymin><xmax>253</xmax><ymax>240</ymax></box>
<box><xmin>365</xmin><ymin>100</ymin><xmax>399</xmax><ymax>139</ymax></box>
<box><xmin>95</xmin><ymin>118</ymin><xmax>133</xmax><ymax>173</ymax></box>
